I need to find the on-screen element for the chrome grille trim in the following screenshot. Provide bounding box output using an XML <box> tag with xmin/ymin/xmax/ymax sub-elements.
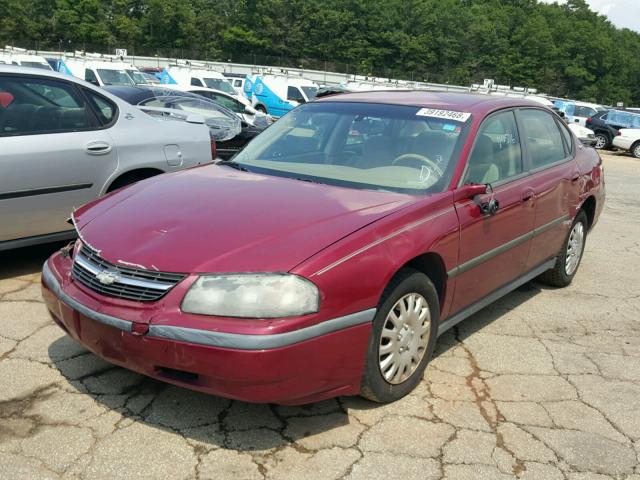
<box><xmin>72</xmin><ymin>244</ymin><xmax>185</xmax><ymax>302</ymax></box>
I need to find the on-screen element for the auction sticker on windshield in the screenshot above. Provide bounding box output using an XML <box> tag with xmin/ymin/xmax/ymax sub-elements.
<box><xmin>416</xmin><ymin>108</ymin><xmax>471</xmax><ymax>122</ymax></box>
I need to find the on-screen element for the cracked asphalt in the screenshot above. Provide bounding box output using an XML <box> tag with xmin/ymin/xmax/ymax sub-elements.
<box><xmin>1</xmin><ymin>151</ymin><xmax>639</xmax><ymax>480</ymax></box>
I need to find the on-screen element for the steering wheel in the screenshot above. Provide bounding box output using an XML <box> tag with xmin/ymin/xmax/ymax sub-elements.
<box><xmin>391</xmin><ymin>153</ymin><xmax>444</xmax><ymax>177</ymax></box>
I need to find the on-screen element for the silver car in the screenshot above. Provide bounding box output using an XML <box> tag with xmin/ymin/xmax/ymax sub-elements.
<box><xmin>0</xmin><ymin>66</ymin><xmax>213</xmax><ymax>251</ymax></box>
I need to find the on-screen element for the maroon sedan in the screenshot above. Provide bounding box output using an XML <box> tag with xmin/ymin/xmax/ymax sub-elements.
<box><xmin>42</xmin><ymin>92</ymin><xmax>605</xmax><ymax>405</ymax></box>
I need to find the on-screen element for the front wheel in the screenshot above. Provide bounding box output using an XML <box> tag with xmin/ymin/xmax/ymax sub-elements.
<box><xmin>632</xmin><ymin>142</ymin><xmax>640</xmax><ymax>159</ymax></box>
<box><xmin>538</xmin><ymin>211</ymin><xmax>588</xmax><ymax>287</ymax></box>
<box><xmin>360</xmin><ymin>268</ymin><xmax>439</xmax><ymax>403</ymax></box>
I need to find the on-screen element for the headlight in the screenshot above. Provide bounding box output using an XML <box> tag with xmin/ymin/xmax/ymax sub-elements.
<box><xmin>181</xmin><ymin>274</ymin><xmax>320</xmax><ymax>318</ymax></box>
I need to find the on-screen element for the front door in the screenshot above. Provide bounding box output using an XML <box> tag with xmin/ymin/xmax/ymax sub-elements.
<box><xmin>450</xmin><ymin>110</ymin><xmax>536</xmax><ymax>314</ymax></box>
<box><xmin>0</xmin><ymin>73</ymin><xmax>118</xmax><ymax>242</ymax></box>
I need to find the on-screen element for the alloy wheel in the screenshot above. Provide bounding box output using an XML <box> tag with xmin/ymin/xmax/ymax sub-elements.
<box><xmin>594</xmin><ymin>134</ymin><xmax>607</xmax><ymax>149</ymax></box>
<box><xmin>378</xmin><ymin>293</ymin><xmax>431</xmax><ymax>385</ymax></box>
<box><xmin>565</xmin><ymin>221</ymin><xmax>585</xmax><ymax>276</ymax></box>
<box><xmin>633</xmin><ymin>143</ymin><xmax>640</xmax><ymax>159</ymax></box>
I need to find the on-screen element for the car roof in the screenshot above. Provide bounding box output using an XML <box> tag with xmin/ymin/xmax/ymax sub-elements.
<box><xmin>316</xmin><ymin>90</ymin><xmax>547</xmax><ymax>116</ymax></box>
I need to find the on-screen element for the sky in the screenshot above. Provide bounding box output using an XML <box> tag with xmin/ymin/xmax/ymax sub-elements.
<box><xmin>539</xmin><ymin>0</ymin><xmax>640</xmax><ymax>32</ymax></box>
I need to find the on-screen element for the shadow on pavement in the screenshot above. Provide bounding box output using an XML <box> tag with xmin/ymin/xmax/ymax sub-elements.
<box><xmin>46</xmin><ymin>279</ymin><xmax>546</xmax><ymax>450</ymax></box>
<box><xmin>0</xmin><ymin>241</ymin><xmax>67</xmax><ymax>280</ymax></box>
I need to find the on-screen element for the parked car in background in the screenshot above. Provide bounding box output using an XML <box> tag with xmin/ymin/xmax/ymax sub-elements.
<box><xmin>0</xmin><ymin>67</ymin><xmax>214</xmax><ymax>251</ymax></box>
<box><xmin>612</xmin><ymin>128</ymin><xmax>640</xmax><ymax>158</ymax></box>
<box><xmin>567</xmin><ymin>123</ymin><xmax>596</xmax><ymax>147</ymax></box>
<box><xmin>104</xmin><ymin>86</ymin><xmax>254</xmax><ymax>159</ymax></box>
<box><xmin>159</xmin><ymin>84</ymin><xmax>272</xmax><ymax>127</ymax></box>
<box><xmin>586</xmin><ymin>109</ymin><xmax>640</xmax><ymax>149</ymax></box>
<box><xmin>42</xmin><ymin>92</ymin><xmax>604</xmax><ymax>405</ymax></box>
<box><xmin>554</xmin><ymin>100</ymin><xmax>606</xmax><ymax>127</ymax></box>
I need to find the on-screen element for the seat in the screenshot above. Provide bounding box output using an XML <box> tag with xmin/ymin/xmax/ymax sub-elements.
<box><xmin>465</xmin><ymin>135</ymin><xmax>500</xmax><ymax>184</ymax></box>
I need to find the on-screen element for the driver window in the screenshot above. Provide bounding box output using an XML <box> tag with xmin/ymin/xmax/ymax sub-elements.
<box><xmin>463</xmin><ymin>111</ymin><xmax>522</xmax><ymax>185</ymax></box>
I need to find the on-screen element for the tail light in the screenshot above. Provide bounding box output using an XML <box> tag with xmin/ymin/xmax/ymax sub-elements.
<box><xmin>615</xmin><ymin>130</ymin><xmax>621</xmax><ymax>136</ymax></box>
<box><xmin>210</xmin><ymin>138</ymin><xmax>217</xmax><ymax>160</ymax></box>
<box><xmin>586</xmin><ymin>117</ymin><xmax>593</xmax><ymax>125</ymax></box>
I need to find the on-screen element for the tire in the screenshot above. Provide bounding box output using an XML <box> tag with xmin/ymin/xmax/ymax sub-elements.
<box><xmin>594</xmin><ymin>133</ymin><xmax>609</xmax><ymax>150</ymax></box>
<box><xmin>360</xmin><ymin>268</ymin><xmax>439</xmax><ymax>403</ymax></box>
<box><xmin>538</xmin><ymin>211</ymin><xmax>588</xmax><ymax>287</ymax></box>
<box><xmin>632</xmin><ymin>141</ymin><xmax>640</xmax><ymax>159</ymax></box>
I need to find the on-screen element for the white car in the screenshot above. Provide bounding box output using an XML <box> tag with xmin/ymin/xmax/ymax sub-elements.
<box><xmin>0</xmin><ymin>66</ymin><xmax>213</xmax><ymax>251</ymax></box>
<box><xmin>0</xmin><ymin>53</ymin><xmax>52</xmax><ymax>70</ymax></box>
<box><xmin>568</xmin><ymin>123</ymin><xmax>597</xmax><ymax>147</ymax></box>
<box><xmin>613</xmin><ymin>128</ymin><xmax>640</xmax><ymax>158</ymax></box>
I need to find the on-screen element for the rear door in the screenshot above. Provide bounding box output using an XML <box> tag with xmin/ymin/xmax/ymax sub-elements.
<box><xmin>0</xmin><ymin>73</ymin><xmax>117</xmax><ymax>242</ymax></box>
<box><xmin>518</xmin><ymin>108</ymin><xmax>579</xmax><ymax>271</ymax></box>
<box><xmin>451</xmin><ymin>110</ymin><xmax>536</xmax><ymax>314</ymax></box>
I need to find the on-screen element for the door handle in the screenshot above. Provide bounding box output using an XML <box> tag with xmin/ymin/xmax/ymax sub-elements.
<box><xmin>85</xmin><ymin>141</ymin><xmax>112</xmax><ymax>155</ymax></box>
<box><xmin>521</xmin><ymin>188</ymin><xmax>536</xmax><ymax>203</ymax></box>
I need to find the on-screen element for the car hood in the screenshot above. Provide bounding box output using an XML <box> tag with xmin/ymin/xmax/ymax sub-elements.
<box><xmin>73</xmin><ymin>165</ymin><xmax>416</xmax><ymax>273</ymax></box>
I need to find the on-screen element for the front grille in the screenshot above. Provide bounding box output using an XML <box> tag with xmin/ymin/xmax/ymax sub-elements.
<box><xmin>72</xmin><ymin>244</ymin><xmax>185</xmax><ymax>302</ymax></box>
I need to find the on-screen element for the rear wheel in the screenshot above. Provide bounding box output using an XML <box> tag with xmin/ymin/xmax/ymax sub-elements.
<box><xmin>538</xmin><ymin>211</ymin><xmax>588</xmax><ymax>287</ymax></box>
<box><xmin>106</xmin><ymin>170</ymin><xmax>161</xmax><ymax>193</ymax></box>
<box><xmin>632</xmin><ymin>142</ymin><xmax>640</xmax><ymax>159</ymax></box>
<box><xmin>594</xmin><ymin>133</ymin><xmax>609</xmax><ymax>150</ymax></box>
<box><xmin>361</xmin><ymin>268</ymin><xmax>439</xmax><ymax>403</ymax></box>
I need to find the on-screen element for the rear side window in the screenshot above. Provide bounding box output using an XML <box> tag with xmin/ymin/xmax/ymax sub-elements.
<box><xmin>463</xmin><ymin>111</ymin><xmax>522</xmax><ymax>185</ymax></box>
<box><xmin>190</xmin><ymin>77</ymin><xmax>204</xmax><ymax>87</ymax></box>
<box><xmin>556</xmin><ymin>120</ymin><xmax>574</xmax><ymax>155</ymax></box>
<box><xmin>83</xmin><ymin>89</ymin><xmax>117</xmax><ymax>126</ymax></box>
<box><xmin>0</xmin><ymin>75</ymin><xmax>92</xmax><ymax>136</ymax></box>
<box><xmin>520</xmin><ymin>109</ymin><xmax>568</xmax><ymax>169</ymax></box>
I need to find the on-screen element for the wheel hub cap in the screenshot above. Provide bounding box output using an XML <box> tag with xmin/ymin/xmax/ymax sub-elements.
<box><xmin>378</xmin><ymin>293</ymin><xmax>431</xmax><ymax>385</ymax></box>
<box><xmin>565</xmin><ymin>222</ymin><xmax>585</xmax><ymax>276</ymax></box>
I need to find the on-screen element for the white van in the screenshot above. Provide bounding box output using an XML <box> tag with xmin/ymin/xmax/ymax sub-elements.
<box><xmin>64</xmin><ymin>58</ymin><xmax>140</xmax><ymax>87</ymax></box>
<box><xmin>160</xmin><ymin>65</ymin><xmax>238</xmax><ymax>97</ymax></box>
<box><xmin>0</xmin><ymin>53</ymin><xmax>52</xmax><ymax>70</ymax></box>
<box><xmin>244</xmin><ymin>74</ymin><xmax>319</xmax><ymax>117</ymax></box>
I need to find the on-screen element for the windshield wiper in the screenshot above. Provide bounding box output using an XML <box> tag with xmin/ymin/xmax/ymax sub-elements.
<box><xmin>219</xmin><ymin>161</ymin><xmax>250</xmax><ymax>172</ymax></box>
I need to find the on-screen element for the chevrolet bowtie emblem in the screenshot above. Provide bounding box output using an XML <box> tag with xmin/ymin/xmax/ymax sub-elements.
<box><xmin>95</xmin><ymin>271</ymin><xmax>119</xmax><ymax>285</ymax></box>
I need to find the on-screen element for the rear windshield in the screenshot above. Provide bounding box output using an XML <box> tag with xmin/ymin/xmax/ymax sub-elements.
<box><xmin>233</xmin><ymin>101</ymin><xmax>471</xmax><ymax>194</ymax></box>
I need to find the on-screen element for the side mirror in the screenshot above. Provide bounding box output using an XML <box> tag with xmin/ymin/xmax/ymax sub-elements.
<box><xmin>453</xmin><ymin>183</ymin><xmax>487</xmax><ymax>202</ymax></box>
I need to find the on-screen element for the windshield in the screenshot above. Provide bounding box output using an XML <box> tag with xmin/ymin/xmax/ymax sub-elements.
<box><xmin>301</xmin><ymin>86</ymin><xmax>318</xmax><ymax>100</ymax></box>
<box><xmin>203</xmin><ymin>78</ymin><xmax>236</xmax><ymax>95</ymax></box>
<box><xmin>233</xmin><ymin>102</ymin><xmax>470</xmax><ymax>194</ymax></box>
<box><xmin>97</xmin><ymin>69</ymin><xmax>135</xmax><ymax>86</ymax></box>
<box><xmin>21</xmin><ymin>61</ymin><xmax>52</xmax><ymax>71</ymax></box>
<box><xmin>126</xmin><ymin>69</ymin><xmax>148</xmax><ymax>85</ymax></box>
